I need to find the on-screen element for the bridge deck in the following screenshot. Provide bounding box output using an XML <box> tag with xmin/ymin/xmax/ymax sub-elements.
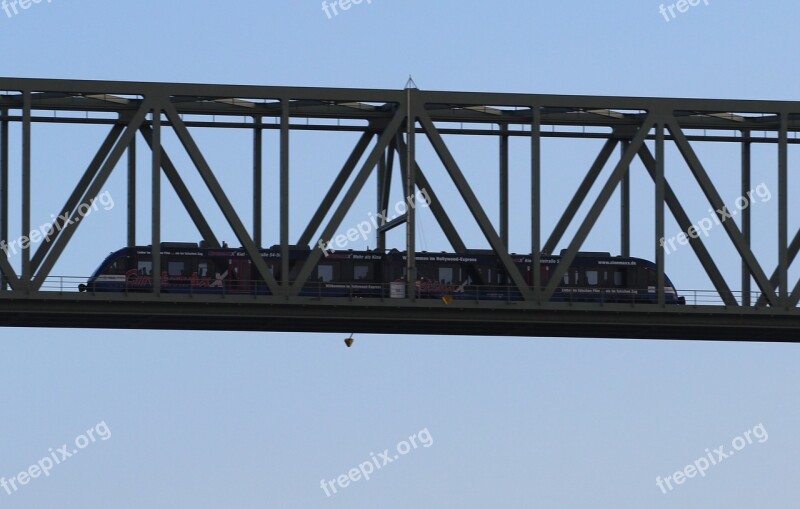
<box><xmin>1</xmin><ymin>292</ymin><xmax>797</xmax><ymax>341</ymax></box>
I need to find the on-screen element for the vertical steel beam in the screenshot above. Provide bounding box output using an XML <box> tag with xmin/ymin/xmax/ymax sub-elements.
<box><xmin>741</xmin><ymin>129</ymin><xmax>751</xmax><ymax>306</ymax></box>
<box><xmin>377</xmin><ymin>146</ymin><xmax>387</xmax><ymax>250</ymax></box>
<box><xmin>128</xmin><ymin>134</ymin><xmax>136</xmax><ymax>247</ymax></box>
<box><xmin>620</xmin><ymin>140</ymin><xmax>631</xmax><ymax>257</ymax></box>
<box><xmin>499</xmin><ymin>122</ymin><xmax>509</xmax><ymax>247</ymax></box>
<box><xmin>531</xmin><ymin>106</ymin><xmax>541</xmax><ymax>301</ymax></box>
<box><xmin>280</xmin><ymin>100</ymin><xmax>289</xmax><ymax>291</ymax></box>
<box><xmin>405</xmin><ymin>87</ymin><xmax>416</xmax><ymax>300</ymax></box>
<box><xmin>779</xmin><ymin>114</ymin><xmax>789</xmax><ymax>308</ymax></box>
<box><xmin>21</xmin><ymin>91</ymin><xmax>31</xmax><ymax>289</ymax></box>
<box><xmin>0</xmin><ymin>107</ymin><xmax>7</xmax><ymax>291</ymax></box>
<box><xmin>151</xmin><ymin>109</ymin><xmax>161</xmax><ymax>295</ymax></box>
<box><xmin>655</xmin><ymin>123</ymin><xmax>665</xmax><ymax>306</ymax></box>
<box><xmin>254</xmin><ymin>116</ymin><xmax>263</xmax><ymax>248</ymax></box>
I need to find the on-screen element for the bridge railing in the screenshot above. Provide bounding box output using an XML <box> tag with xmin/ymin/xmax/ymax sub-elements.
<box><xmin>12</xmin><ymin>276</ymin><xmax>781</xmax><ymax>308</ymax></box>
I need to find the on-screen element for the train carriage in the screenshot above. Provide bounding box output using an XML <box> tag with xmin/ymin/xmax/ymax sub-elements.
<box><xmin>79</xmin><ymin>243</ymin><xmax>685</xmax><ymax>305</ymax></box>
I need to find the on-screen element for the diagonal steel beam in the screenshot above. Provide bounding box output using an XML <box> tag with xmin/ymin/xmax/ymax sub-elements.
<box><xmin>417</xmin><ymin>111</ymin><xmax>534</xmax><ymax>300</ymax></box>
<box><xmin>666</xmin><ymin>117</ymin><xmax>778</xmax><ymax>307</ymax></box>
<box><xmin>0</xmin><ymin>254</ymin><xmax>17</xmax><ymax>290</ymax></box>
<box><xmin>297</xmin><ymin>130</ymin><xmax>374</xmax><ymax>246</ymax></box>
<box><xmin>161</xmin><ymin>100</ymin><xmax>280</xmax><ymax>295</ymax></box>
<box><xmin>381</xmin><ymin>139</ymin><xmax>395</xmax><ymax>212</ymax></box>
<box><xmin>789</xmin><ymin>276</ymin><xmax>800</xmax><ymax>307</ymax></box>
<box><xmin>637</xmin><ymin>144</ymin><xmax>737</xmax><ymax>306</ymax></box>
<box><xmin>32</xmin><ymin>101</ymin><xmax>154</xmax><ymax>289</ymax></box>
<box><xmin>759</xmin><ymin>228</ymin><xmax>800</xmax><ymax>307</ymax></box>
<box><xmin>289</xmin><ymin>109</ymin><xmax>406</xmax><ymax>296</ymax></box>
<box><xmin>376</xmin><ymin>140</ymin><xmax>390</xmax><ymax>250</ymax></box>
<box><xmin>31</xmin><ymin>125</ymin><xmax>125</xmax><ymax>274</ymax></box>
<box><xmin>542</xmin><ymin>116</ymin><xmax>655</xmax><ymax>302</ymax></box>
<box><xmin>394</xmin><ymin>134</ymin><xmax>467</xmax><ymax>253</ymax></box>
<box><xmin>543</xmin><ymin>138</ymin><xmax>618</xmax><ymax>254</ymax></box>
<box><xmin>138</xmin><ymin>125</ymin><xmax>220</xmax><ymax>248</ymax></box>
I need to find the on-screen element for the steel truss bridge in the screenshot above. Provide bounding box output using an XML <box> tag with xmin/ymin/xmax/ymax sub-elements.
<box><xmin>1</xmin><ymin>77</ymin><xmax>800</xmax><ymax>341</ymax></box>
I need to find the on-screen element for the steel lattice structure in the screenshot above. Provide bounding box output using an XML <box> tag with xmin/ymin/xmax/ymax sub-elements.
<box><xmin>1</xmin><ymin>77</ymin><xmax>800</xmax><ymax>340</ymax></box>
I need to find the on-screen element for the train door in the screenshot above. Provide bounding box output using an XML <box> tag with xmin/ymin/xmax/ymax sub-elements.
<box><xmin>229</xmin><ymin>259</ymin><xmax>252</xmax><ymax>293</ymax></box>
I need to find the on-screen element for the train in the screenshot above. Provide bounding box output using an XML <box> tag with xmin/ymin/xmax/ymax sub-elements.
<box><xmin>78</xmin><ymin>243</ymin><xmax>685</xmax><ymax>304</ymax></box>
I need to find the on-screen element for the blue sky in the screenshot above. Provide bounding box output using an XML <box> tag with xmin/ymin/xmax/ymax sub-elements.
<box><xmin>1</xmin><ymin>1</ymin><xmax>799</xmax><ymax>508</ymax></box>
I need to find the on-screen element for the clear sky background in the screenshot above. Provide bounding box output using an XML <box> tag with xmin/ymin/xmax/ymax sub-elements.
<box><xmin>1</xmin><ymin>1</ymin><xmax>799</xmax><ymax>508</ymax></box>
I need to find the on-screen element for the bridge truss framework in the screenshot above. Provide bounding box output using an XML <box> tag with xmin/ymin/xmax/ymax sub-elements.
<box><xmin>1</xmin><ymin>77</ymin><xmax>800</xmax><ymax>341</ymax></box>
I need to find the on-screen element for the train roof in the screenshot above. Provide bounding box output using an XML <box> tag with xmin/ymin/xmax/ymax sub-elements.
<box><xmin>121</xmin><ymin>244</ymin><xmax>652</xmax><ymax>266</ymax></box>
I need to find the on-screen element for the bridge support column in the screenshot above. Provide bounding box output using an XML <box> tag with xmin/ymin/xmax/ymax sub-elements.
<box><xmin>0</xmin><ymin>107</ymin><xmax>7</xmax><ymax>291</ymax></box>
<box><xmin>741</xmin><ymin>129</ymin><xmax>751</xmax><ymax>306</ymax></box>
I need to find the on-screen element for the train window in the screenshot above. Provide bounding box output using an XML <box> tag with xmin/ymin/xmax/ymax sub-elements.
<box><xmin>562</xmin><ymin>269</ymin><xmax>579</xmax><ymax>286</ymax></box>
<box><xmin>354</xmin><ymin>264</ymin><xmax>373</xmax><ymax>281</ymax></box>
<box><xmin>197</xmin><ymin>262</ymin><xmax>209</xmax><ymax>278</ymax></box>
<box><xmin>540</xmin><ymin>266</ymin><xmax>550</xmax><ymax>286</ymax></box>
<box><xmin>585</xmin><ymin>270</ymin><xmax>599</xmax><ymax>286</ymax></box>
<box><xmin>464</xmin><ymin>265</ymin><xmax>492</xmax><ymax>285</ymax></box>
<box><xmin>613</xmin><ymin>269</ymin><xmax>625</xmax><ymax>287</ymax></box>
<box><xmin>418</xmin><ymin>263</ymin><xmax>434</xmax><ymax>281</ymax></box>
<box><xmin>138</xmin><ymin>260</ymin><xmax>152</xmax><ymax>276</ymax></box>
<box><xmin>439</xmin><ymin>267</ymin><xmax>455</xmax><ymax>284</ymax></box>
<box><xmin>105</xmin><ymin>257</ymin><xmax>128</xmax><ymax>275</ymax></box>
<box><xmin>168</xmin><ymin>261</ymin><xmax>186</xmax><ymax>277</ymax></box>
<box><xmin>289</xmin><ymin>262</ymin><xmax>304</xmax><ymax>282</ymax></box>
<box><xmin>318</xmin><ymin>264</ymin><xmax>334</xmax><ymax>282</ymax></box>
<box><xmin>629</xmin><ymin>268</ymin><xmax>641</xmax><ymax>288</ymax></box>
<box><xmin>647</xmin><ymin>268</ymin><xmax>657</xmax><ymax>286</ymax></box>
<box><xmin>497</xmin><ymin>269</ymin><xmax>507</xmax><ymax>285</ymax></box>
